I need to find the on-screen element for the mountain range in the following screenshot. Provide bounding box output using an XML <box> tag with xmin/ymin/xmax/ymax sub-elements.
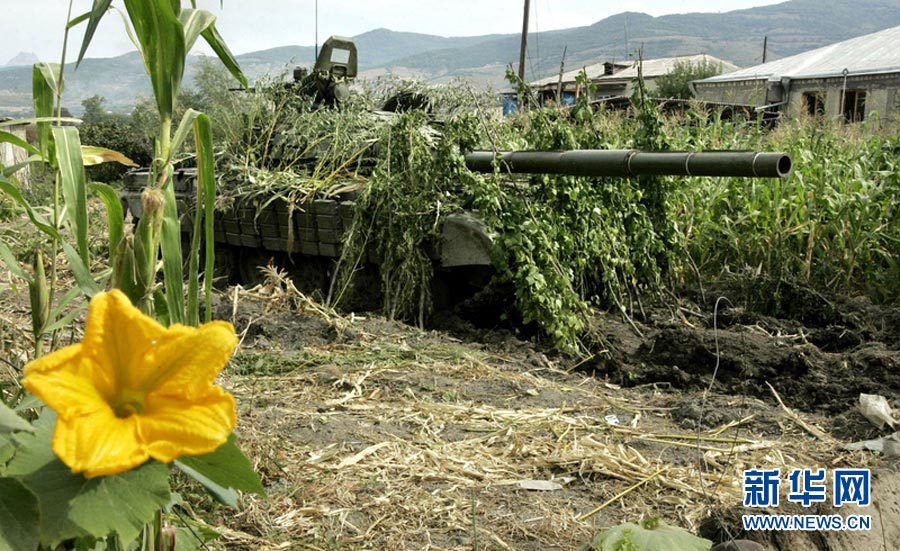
<box><xmin>1</xmin><ymin>0</ymin><xmax>899</xmax><ymax>116</ymax></box>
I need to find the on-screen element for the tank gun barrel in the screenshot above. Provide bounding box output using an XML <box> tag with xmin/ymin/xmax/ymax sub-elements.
<box><xmin>464</xmin><ymin>150</ymin><xmax>792</xmax><ymax>178</ymax></box>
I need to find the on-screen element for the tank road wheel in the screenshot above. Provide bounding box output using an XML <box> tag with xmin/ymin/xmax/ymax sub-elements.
<box><xmin>236</xmin><ymin>248</ymin><xmax>279</xmax><ymax>287</ymax></box>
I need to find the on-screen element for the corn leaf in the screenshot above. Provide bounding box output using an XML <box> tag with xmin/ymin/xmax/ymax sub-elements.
<box><xmin>32</xmin><ymin>65</ymin><xmax>56</xmax><ymax>161</ymax></box>
<box><xmin>122</xmin><ymin>0</ymin><xmax>186</xmax><ymax>121</ymax></box>
<box><xmin>198</xmin><ymin>114</ymin><xmax>217</xmax><ymax>324</ymax></box>
<box><xmin>2</xmin><ymin>156</ymin><xmax>44</xmax><ymax>178</ymax></box>
<box><xmin>66</xmin><ymin>11</ymin><xmax>92</xmax><ymax>30</ymax></box>
<box><xmin>0</xmin><ymin>117</ymin><xmax>81</xmax><ymax>128</ymax></box>
<box><xmin>2</xmin><ymin>160</ymin><xmax>98</xmax><ymax>300</ymax></box>
<box><xmin>112</xmin><ymin>6</ymin><xmax>143</xmax><ymax>53</ymax></box>
<box><xmin>0</xmin><ymin>179</ymin><xmax>60</xmax><ymax>240</ymax></box>
<box><xmin>48</xmin><ymin>287</ymin><xmax>83</xmax><ymax>324</ymax></box>
<box><xmin>75</xmin><ymin>0</ymin><xmax>114</xmax><ymax>67</ymax></box>
<box><xmin>160</xmin><ymin>175</ymin><xmax>185</xmax><ymax>325</ymax></box>
<box><xmin>61</xmin><ymin>242</ymin><xmax>101</xmax><ymax>297</ymax></box>
<box><xmin>81</xmin><ymin>145</ymin><xmax>139</xmax><ymax>167</ymax></box>
<box><xmin>0</xmin><ymin>241</ymin><xmax>31</xmax><ymax>283</ymax></box>
<box><xmin>186</xmin><ymin>176</ymin><xmax>202</xmax><ymax>324</ymax></box>
<box><xmin>201</xmin><ymin>23</ymin><xmax>248</xmax><ymax>89</ymax></box>
<box><xmin>42</xmin><ymin>302</ymin><xmax>87</xmax><ymax>335</ymax></box>
<box><xmin>35</xmin><ymin>63</ymin><xmax>62</xmax><ymax>96</ymax></box>
<box><xmin>168</xmin><ymin>108</ymin><xmax>200</xmax><ymax>165</ymax></box>
<box><xmin>185</xmin><ymin>113</ymin><xmax>216</xmax><ymax>325</ymax></box>
<box><xmin>89</xmin><ymin>182</ymin><xmax>125</xmax><ymax>265</ymax></box>
<box><xmin>179</xmin><ymin>9</ymin><xmax>216</xmax><ymax>52</ymax></box>
<box><xmin>0</xmin><ymin>130</ymin><xmax>42</xmax><ymax>158</ymax></box>
<box><xmin>52</xmin><ymin>127</ymin><xmax>90</xmax><ymax>265</ymax></box>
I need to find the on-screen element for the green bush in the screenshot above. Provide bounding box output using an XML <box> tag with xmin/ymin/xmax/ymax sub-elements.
<box><xmin>654</xmin><ymin>58</ymin><xmax>724</xmax><ymax>99</ymax></box>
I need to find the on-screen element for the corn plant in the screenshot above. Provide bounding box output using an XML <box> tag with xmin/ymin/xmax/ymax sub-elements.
<box><xmin>672</xmin><ymin>116</ymin><xmax>900</xmax><ymax>312</ymax></box>
<box><xmin>0</xmin><ymin>2</ymin><xmax>263</xmax><ymax>551</ymax></box>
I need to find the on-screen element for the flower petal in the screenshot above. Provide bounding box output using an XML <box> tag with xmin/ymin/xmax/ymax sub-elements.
<box><xmin>52</xmin><ymin>408</ymin><xmax>149</xmax><ymax>478</ymax></box>
<box><xmin>23</xmin><ymin>345</ymin><xmax>112</xmax><ymax>419</ymax></box>
<box><xmin>139</xmin><ymin>387</ymin><xmax>236</xmax><ymax>462</ymax></box>
<box><xmin>141</xmin><ymin>321</ymin><xmax>238</xmax><ymax>399</ymax></box>
<box><xmin>82</xmin><ymin>289</ymin><xmax>187</xmax><ymax>392</ymax></box>
<box><xmin>22</xmin><ymin>343</ymin><xmax>81</xmax><ymax>375</ymax></box>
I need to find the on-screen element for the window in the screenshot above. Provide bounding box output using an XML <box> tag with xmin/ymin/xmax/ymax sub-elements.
<box><xmin>330</xmin><ymin>48</ymin><xmax>351</xmax><ymax>64</ymax></box>
<box><xmin>803</xmin><ymin>92</ymin><xmax>825</xmax><ymax>116</ymax></box>
<box><xmin>842</xmin><ymin>90</ymin><xmax>866</xmax><ymax>122</ymax></box>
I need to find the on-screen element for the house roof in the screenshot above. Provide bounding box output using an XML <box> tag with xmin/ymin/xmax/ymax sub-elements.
<box><xmin>697</xmin><ymin>25</ymin><xmax>900</xmax><ymax>84</ymax></box>
<box><xmin>531</xmin><ymin>54</ymin><xmax>738</xmax><ymax>87</ymax></box>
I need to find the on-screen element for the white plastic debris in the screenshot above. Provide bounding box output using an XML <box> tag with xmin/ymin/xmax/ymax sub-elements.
<box><xmin>517</xmin><ymin>480</ymin><xmax>563</xmax><ymax>491</ymax></box>
<box><xmin>604</xmin><ymin>414</ymin><xmax>620</xmax><ymax>425</ymax></box>
<box><xmin>846</xmin><ymin>432</ymin><xmax>900</xmax><ymax>458</ymax></box>
<box><xmin>858</xmin><ymin>393</ymin><xmax>897</xmax><ymax>429</ymax></box>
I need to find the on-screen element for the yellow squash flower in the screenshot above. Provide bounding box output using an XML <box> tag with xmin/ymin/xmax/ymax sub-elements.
<box><xmin>23</xmin><ymin>290</ymin><xmax>238</xmax><ymax>478</ymax></box>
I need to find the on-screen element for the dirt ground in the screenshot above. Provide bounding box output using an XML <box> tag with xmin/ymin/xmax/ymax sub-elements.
<box><xmin>1</xmin><ymin>267</ymin><xmax>898</xmax><ymax>550</ymax></box>
<box><xmin>199</xmin><ymin>274</ymin><xmax>900</xmax><ymax>551</ymax></box>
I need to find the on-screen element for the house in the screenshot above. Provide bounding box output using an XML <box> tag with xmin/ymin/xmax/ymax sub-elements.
<box><xmin>530</xmin><ymin>54</ymin><xmax>739</xmax><ymax>104</ymax></box>
<box><xmin>692</xmin><ymin>25</ymin><xmax>900</xmax><ymax>122</ymax></box>
<box><xmin>0</xmin><ymin>118</ymin><xmax>30</xmax><ymax>185</ymax></box>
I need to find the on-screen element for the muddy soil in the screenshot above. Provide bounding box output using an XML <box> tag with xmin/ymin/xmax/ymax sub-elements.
<box><xmin>209</xmin><ymin>283</ymin><xmax>899</xmax><ymax>551</ymax></box>
<box><xmin>1</xmin><ymin>264</ymin><xmax>897</xmax><ymax>550</ymax></box>
<box><xmin>590</xmin><ymin>298</ymin><xmax>900</xmax><ymax>418</ymax></box>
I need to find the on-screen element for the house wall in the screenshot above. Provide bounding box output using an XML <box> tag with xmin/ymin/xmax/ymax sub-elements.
<box><xmin>693</xmin><ymin>79</ymin><xmax>768</xmax><ymax>106</ymax></box>
<box><xmin>696</xmin><ymin>72</ymin><xmax>900</xmax><ymax>122</ymax></box>
<box><xmin>0</xmin><ymin>123</ymin><xmax>29</xmax><ymax>185</ymax></box>
<box><xmin>785</xmin><ymin>73</ymin><xmax>900</xmax><ymax>121</ymax></box>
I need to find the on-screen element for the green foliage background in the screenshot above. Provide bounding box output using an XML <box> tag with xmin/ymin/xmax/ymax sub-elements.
<box><xmin>198</xmin><ymin>66</ymin><xmax>900</xmax><ymax>352</ymax></box>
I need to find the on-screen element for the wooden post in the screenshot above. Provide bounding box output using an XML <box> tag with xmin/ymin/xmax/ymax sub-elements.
<box><xmin>518</xmin><ymin>0</ymin><xmax>530</xmax><ymax>82</ymax></box>
<box><xmin>556</xmin><ymin>46</ymin><xmax>567</xmax><ymax>104</ymax></box>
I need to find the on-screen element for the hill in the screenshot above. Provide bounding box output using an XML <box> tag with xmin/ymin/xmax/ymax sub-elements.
<box><xmin>4</xmin><ymin>52</ymin><xmax>39</xmax><ymax>67</ymax></box>
<box><xmin>378</xmin><ymin>0</ymin><xmax>900</xmax><ymax>86</ymax></box>
<box><xmin>1</xmin><ymin>0</ymin><xmax>899</xmax><ymax>115</ymax></box>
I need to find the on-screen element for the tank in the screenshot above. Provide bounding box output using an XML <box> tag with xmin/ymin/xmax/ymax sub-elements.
<box><xmin>118</xmin><ymin>35</ymin><xmax>793</xmax><ymax>308</ymax></box>
<box><xmin>120</xmin><ymin>148</ymin><xmax>791</xmax><ymax>281</ymax></box>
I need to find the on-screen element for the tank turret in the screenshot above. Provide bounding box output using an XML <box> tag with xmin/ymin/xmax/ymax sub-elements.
<box><xmin>292</xmin><ymin>35</ymin><xmax>358</xmax><ymax>106</ymax></box>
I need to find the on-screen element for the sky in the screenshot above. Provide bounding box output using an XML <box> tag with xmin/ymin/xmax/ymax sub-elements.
<box><xmin>1</xmin><ymin>0</ymin><xmax>786</xmax><ymax>64</ymax></box>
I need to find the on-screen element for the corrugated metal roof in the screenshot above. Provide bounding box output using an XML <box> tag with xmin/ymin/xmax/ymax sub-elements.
<box><xmin>697</xmin><ymin>25</ymin><xmax>900</xmax><ymax>84</ymax></box>
<box><xmin>531</xmin><ymin>54</ymin><xmax>738</xmax><ymax>87</ymax></box>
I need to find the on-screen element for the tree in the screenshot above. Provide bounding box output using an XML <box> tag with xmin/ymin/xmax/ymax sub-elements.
<box><xmin>81</xmin><ymin>95</ymin><xmax>107</xmax><ymax>123</ymax></box>
<box><xmin>78</xmin><ymin>96</ymin><xmax>152</xmax><ymax>182</ymax></box>
<box><xmin>653</xmin><ymin>59</ymin><xmax>724</xmax><ymax>100</ymax></box>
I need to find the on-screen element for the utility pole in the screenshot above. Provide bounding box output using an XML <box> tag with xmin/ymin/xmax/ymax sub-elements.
<box><xmin>762</xmin><ymin>36</ymin><xmax>767</xmax><ymax>63</ymax></box>
<box><xmin>518</xmin><ymin>0</ymin><xmax>530</xmax><ymax>82</ymax></box>
<box><xmin>556</xmin><ymin>46</ymin><xmax>567</xmax><ymax>104</ymax></box>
